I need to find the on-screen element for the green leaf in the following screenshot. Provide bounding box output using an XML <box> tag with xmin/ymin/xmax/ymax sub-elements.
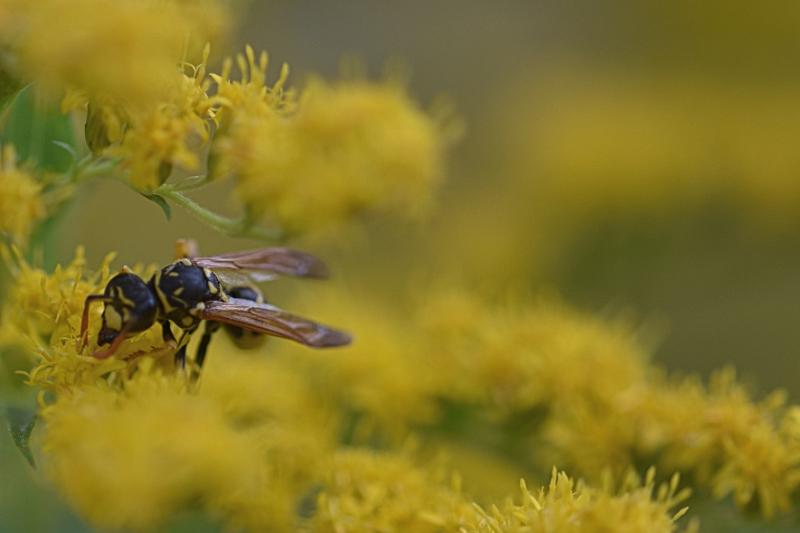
<box><xmin>0</xmin><ymin>85</ymin><xmax>76</xmax><ymax>172</ymax></box>
<box><xmin>0</xmin><ymin>68</ymin><xmax>24</xmax><ymax>115</ymax></box>
<box><xmin>6</xmin><ymin>406</ymin><xmax>37</xmax><ymax>468</ymax></box>
<box><xmin>51</xmin><ymin>140</ymin><xmax>78</xmax><ymax>163</ymax></box>
<box><xmin>141</xmin><ymin>192</ymin><xmax>173</xmax><ymax>220</ymax></box>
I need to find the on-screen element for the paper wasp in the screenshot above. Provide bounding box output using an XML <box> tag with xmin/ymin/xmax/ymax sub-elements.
<box><xmin>78</xmin><ymin>246</ymin><xmax>351</xmax><ymax>371</ymax></box>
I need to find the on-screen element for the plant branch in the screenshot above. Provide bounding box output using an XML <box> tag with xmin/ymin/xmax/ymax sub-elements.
<box><xmin>157</xmin><ymin>189</ymin><xmax>282</xmax><ymax>241</ymax></box>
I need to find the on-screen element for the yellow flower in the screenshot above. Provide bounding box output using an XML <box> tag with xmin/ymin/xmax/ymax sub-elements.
<box><xmin>543</xmin><ymin>368</ymin><xmax>800</xmax><ymax>518</ymax></box>
<box><xmin>208</xmin><ymin>45</ymin><xmax>294</xmax><ymax>182</ymax></box>
<box><xmin>39</xmin><ymin>343</ymin><xmax>338</xmax><ymax>531</ymax></box>
<box><xmin>417</xmin><ymin>290</ymin><xmax>648</xmax><ymax>413</ymax></box>
<box><xmin>1</xmin><ymin>0</ymin><xmax>228</xmax><ymax>106</ymax></box>
<box><xmin>465</xmin><ymin>468</ymin><xmax>694</xmax><ymax>533</ymax></box>
<box><xmin>278</xmin><ymin>287</ymin><xmax>441</xmax><ymax>441</ymax></box>
<box><xmin>211</xmin><ymin>53</ymin><xmax>449</xmax><ymax>234</ymax></box>
<box><xmin>637</xmin><ymin>370</ymin><xmax>800</xmax><ymax>518</ymax></box>
<box><xmin>0</xmin><ymin>145</ymin><xmax>45</xmax><ymax>243</ymax></box>
<box><xmin>41</xmin><ymin>363</ymin><xmax>277</xmax><ymax>530</ymax></box>
<box><xmin>110</xmin><ymin>70</ymin><xmax>215</xmax><ymax>190</ymax></box>
<box><xmin>308</xmin><ymin>448</ymin><xmax>476</xmax><ymax>532</ymax></box>
<box><xmin>211</xmin><ymin>45</ymin><xmax>295</xmax><ymax>126</ymax></box>
<box><xmin>1</xmin><ymin>248</ymin><xmax>169</xmax><ymax>393</ymax></box>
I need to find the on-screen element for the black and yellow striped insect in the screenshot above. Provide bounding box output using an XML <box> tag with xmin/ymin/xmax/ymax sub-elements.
<box><xmin>78</xmin><ymin>247</ymin><xmax>350</xmax><ymax>370</ymax></box>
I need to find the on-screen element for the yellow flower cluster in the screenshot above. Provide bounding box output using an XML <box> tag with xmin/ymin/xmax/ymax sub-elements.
<box><xmin>417</xmin><ymin>291</ymin><xmax>648</xmax><ymax>414</ymax></box>
<box><xmin>283</xmin><ymin>289</ymin><xmax>441</xmax><ymax>440</ymax></box>
<box><xmin>5</xmin><ymin>249</ymin><xmax>703</xmax><ymax>532</ymax></box>
<box><xmin>423</xmin><ymin>291</ymin><xmax>800</xmax><ymax>518</ymax></box>
<box><xmin>50</xmin><ymin>40</ymin><xmax>448</xmax><ymax>234</ymax></box>
<box><xmin>546</xmin><ymin>369</ymin><xmax>800</xmax><ymax>518</ymax></box>
<box><xmin>107</xmin><ymin>55</ymin><xmax>219</xmax><ymax>190</ymax></box>
<box><xmin>466</xmin><ymin>469</ymin><xmax>694</xmax><ymax>533</ymax></box>
<box><xmin>209</xmin><ymin>48</ymin><xmax>449</xmax><ymax>233</ymax></box>
<box><xmin>42</xmin><ymin>352</ymin><xmax>336</xmax><ymax>531</ymax></box>
<box><xmin>1</xmin><ymin>248</ymin><xmax>169</xmax><ymax>393</ymax></box>
<box><xmin>308</xmin><ymin>450</ymin><xmax>693</xmax><ymax>533</ymax></box>
<box><xmin>0</xmin><ymin>0</ymin><xmax>228</xmax><ymax>106</ymax></box>
<box><xmin>308</xmin><ymin>448</ymin><xmax>474</xmax><ymax>532</ymax></box>
<box><xmin>0</xmin><ymin>145</ymin><xmax>44</xmax><ymax>243</ymax></box>
<box><xmin>285</xmin><ymin>286</ymin><xmax>800</xmax><ymax>519</ymax></box>
<box><xmin>0</xmin><ymin>250</ymin><xmax>332</xmax><ymax>531</ymax></box>
<box><xmin>229</xmin><ymin>79</ymin><xmax>446</xmax><ymax>233</ymax></box>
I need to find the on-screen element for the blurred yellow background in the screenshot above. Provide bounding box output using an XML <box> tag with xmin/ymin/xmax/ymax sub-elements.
<box><xmin>58</xmin><ymin>0</ymin><xmax>800</xmax><ymax>395</ymax></box>
<box><xmin>4</xmin><ymin>2</ymin><xmax>800</xmax><ymax>531</ymax></box>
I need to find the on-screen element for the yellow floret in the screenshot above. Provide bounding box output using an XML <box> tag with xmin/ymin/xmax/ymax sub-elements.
<box><xmin>0</xmin><ymin>145</ymin><xmax>45</xmax><ymax>243</ymax></box>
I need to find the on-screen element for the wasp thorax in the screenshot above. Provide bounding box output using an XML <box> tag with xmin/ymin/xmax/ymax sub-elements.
<box><xmin>98</xmin><ymin>273</ymin><xmax>158</xmax><ymax>345</ymax></box>
<box><xmin>152</xmin><ymin>259</ymin><xmax>222</xmax><ymax>330</ymax></box>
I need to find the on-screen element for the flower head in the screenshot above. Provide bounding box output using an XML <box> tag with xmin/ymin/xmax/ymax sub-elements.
<box><xmin>308</xmin><ymin>448</ymin><xmax>475</xmax><ymax>532</ymax></box>
<box><xmin>2</xmin><ymin>0</ymin><xmax>228</xmax><ymax>106</ymax></box>
<box><xmin>211</xmin><ymin>55</ymin><xmax>450</xmax><ymax>234</ymax></box>
<box><xmin>0</xmin><ymin>145</ymin><xmax>44</xmax><ymax>243</ymax></box>
<box><xmin>39</xmin><ymin>342</ymin><xmax>338</xmax><ymax>531</ymax></box>
<box><xmin>466</xmin><ymin>468</ymin><xmax>694</xmax><ymax>533</ymax></box>
<box><xmin>2</xmin><ymin>248</ymin><xmax>168</xmax><ymax>393</ymax></box>
<box><xmin>108</xmin><ymin>61</ymin><xmax>217</xmax><ymax>190</ymax></box>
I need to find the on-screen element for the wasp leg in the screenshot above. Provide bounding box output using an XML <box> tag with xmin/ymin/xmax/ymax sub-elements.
<box><xmin>78</xmin><ymin>294</ymin><xmax>110</xmax><ymax>352</ymax></box>
<box><xmin>195</xmin><ymin>321</ymin><xmax>220</xmax><ymax>370</ymax></box>
<box><xmin>173</xmin><ymin>325</ymin><xmax>199</xmax><ymax>369</ymax></box>
<box><xmin>161</xmin><ymin>321</ymin><xmax>177</xmax><ymax>346</ymax></box>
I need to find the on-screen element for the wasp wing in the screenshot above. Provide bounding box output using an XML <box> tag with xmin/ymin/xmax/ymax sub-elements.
<box><xmin>202</xmin><ymin>298</ymin><xmax>351</xmax><ymax>348</ymax></box>
<box><xmin>191</xmin><ymin>248</ymin><xmax>329</xmax><ymax>280</ymax></box>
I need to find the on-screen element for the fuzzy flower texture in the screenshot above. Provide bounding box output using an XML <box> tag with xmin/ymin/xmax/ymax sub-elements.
<box><xmin>2</xmin><ymin>250</ymin><xmax>700</xmax><ymax>532</ymax></box>
<box><xmin>0</xmin><ymin>1</ymin><xmax>798</xmax><ymax>532</ymax></box>
<box><xmin>0</xmin><ymin>0</ymin><xmax>454</xmax><ymax>241</ymax></box>
<box><xmin>7</xmin><ymin>247</ymin><xmax>787</xmax><ymax>532</ymax></box>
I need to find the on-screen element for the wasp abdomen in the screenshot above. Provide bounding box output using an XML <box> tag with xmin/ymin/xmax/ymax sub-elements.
<box><xmin>222</xmin><ymin>286</ymin><xmax>268</xmax><ymax>349</ymax></box>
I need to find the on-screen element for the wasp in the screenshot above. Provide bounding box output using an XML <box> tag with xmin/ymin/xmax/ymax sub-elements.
<box><xmin>78</xmin><ymin>246</ymin><xmax>351</xmax><ymax>371</ymax></box>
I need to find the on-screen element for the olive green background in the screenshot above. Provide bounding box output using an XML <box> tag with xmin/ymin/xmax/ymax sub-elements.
<box><xmin>4</xmin><ymin>1</ymin><xmax>800</xmax><ymax>531</ymax></box>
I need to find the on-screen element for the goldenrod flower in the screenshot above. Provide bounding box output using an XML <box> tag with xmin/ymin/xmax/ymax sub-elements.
<box><xmin>211</xmin><ymin>45</ymin><xmax>295</xmax><ymax>126</ymax></box>
<box><xmin>543</xmin><ymin>367</ymin><xmax>800</xmax><ymax>518</ymax></box>
<box><xmin>41</xmin><ymin>363</ymin><xmax>279</xmax><ymax>531</ymax></box>
<box><xmin>281</xmin><ymin>290</ymin><xmax>440</xmax><ymax>440</ymax></box>
<box><xmin>417</xmin><ymin>290</ymin><xmax>648</xmax><ymax>413</ymax></box>
<box><xmin>0</xmin><ymin>145</ymin><xmax>44</xmax><ymax>243</ymax></box>
<box><xmin>209</xmin><ymin>46</ymin><xmax>294</xmax><ymax>182</ymax></box>
<box><xmin>211</xmin><ymin>51</ymin><xmax>448</xmax><ymax>233</ymax></box>
<box><xmin>308</xmin><ymin>448</ymin><xmax>475</xmax><ymax>532</ymax></box>
<box><xmin>109</xmin><ymin>65</ymin><xmax>216</xmax><ymax>190</ymax></box>
<box><xmin>465</xmin><ymin>468</ymin><xmax>694</xmax><ymax>533</ymax></box>
<box><xmin>39</xmin><ymin>341</ymin><xmax>338</xmax><ymax>531</ymax></box>
<box><xmin>1</xmin><ymin>248</ymin><xmax>169</xmax><ymax>392</ymax></box>
<box><xmin>1</xmin><ymin>0</ymin><xmax>228</xmax><ymax>106</ymax></box>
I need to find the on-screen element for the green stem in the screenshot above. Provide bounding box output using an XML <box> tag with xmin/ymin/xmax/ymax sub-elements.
<box><xmin>73</xmin><ymin>158</ymin><xmax>118</xmax><ymax>183</ymax></box>
<box><xmin>158</xmin><ymin>189</ymin><xmax>283</xmax><ymax>241</ymax></box>
<box><xmin>162</xmin><ymin>175</ymin><xmax>211</xmax><ymax>192</ymax></box>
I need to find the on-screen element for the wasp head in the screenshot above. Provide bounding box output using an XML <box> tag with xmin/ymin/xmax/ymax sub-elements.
<box><xmin>98</xmin><ymin>272</ymin><xmax>159</xmax><ymax>345</ymax></box>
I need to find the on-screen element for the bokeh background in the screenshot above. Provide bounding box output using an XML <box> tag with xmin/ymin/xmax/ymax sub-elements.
<box><xmin>4</xmin><ymin>1</ymin><xmax>800</xmax><ymax>530</ymax></box>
